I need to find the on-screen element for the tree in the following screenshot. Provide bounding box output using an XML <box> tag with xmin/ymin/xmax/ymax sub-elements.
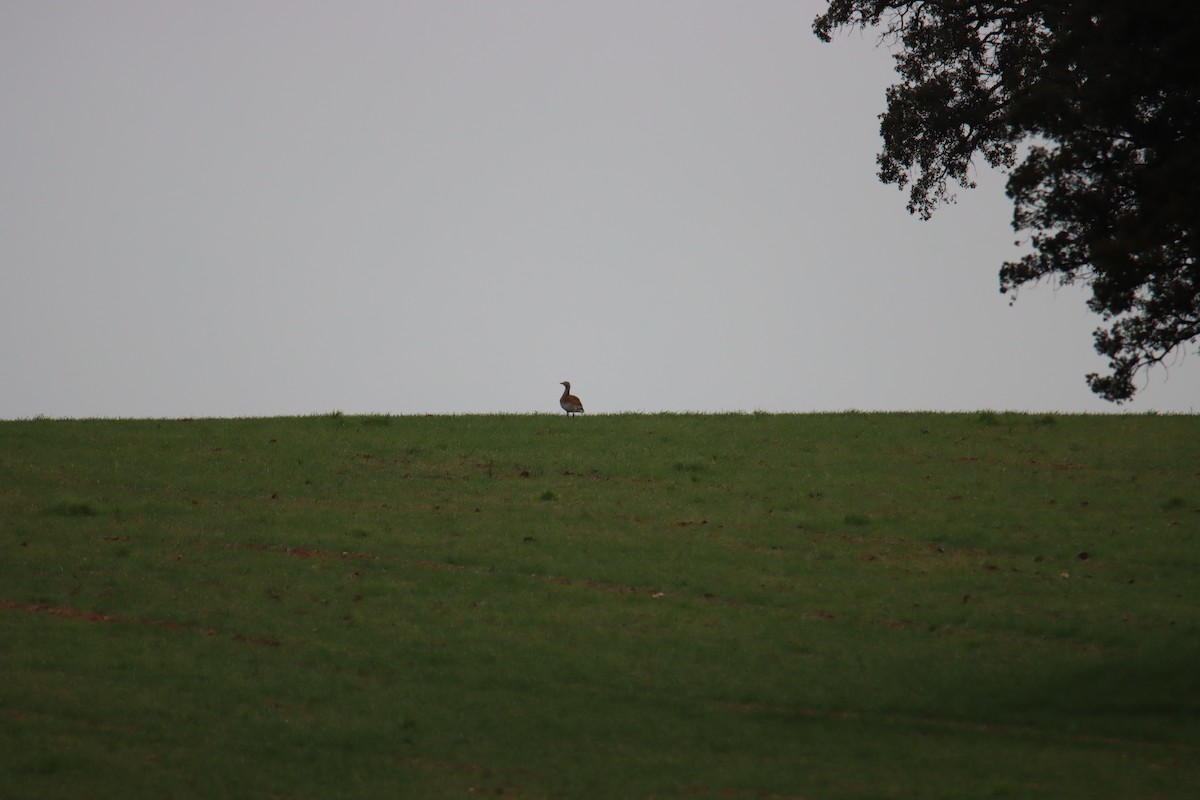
<box><xmin>814</xmin><ymin>0</ymin><xmax>1200</xmax><ymax>402</ymax></box>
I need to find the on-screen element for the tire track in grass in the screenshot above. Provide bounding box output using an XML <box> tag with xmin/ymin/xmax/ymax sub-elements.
<box><xmin>719</xmin><ymin>699</ymin><xmax>1200</xmax><ymax>756</ymax></box>
<box><xmin>237</xmin><ymin>541</ymin><xmax>471</xmax><ymax>573</ymax></box>
<box><xmin>0</xmin><ymin>599</ymin><xmax>280</xmax><ymax>647</ymax></box>
<box><xmin>237</xmin><ymin>542</ymin><xmax>677</xmax><ymax>598</ymax></box>
<box><xmin>234</xmin><ymin>542</ymin><xmax>835</xmax><ymax>610</ymax></box>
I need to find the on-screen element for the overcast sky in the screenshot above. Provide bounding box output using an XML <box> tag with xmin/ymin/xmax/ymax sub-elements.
<box><xmin>3</xmin><ymin>1</ymin><xmax>1196</xmax><ymax>418</ymax></box>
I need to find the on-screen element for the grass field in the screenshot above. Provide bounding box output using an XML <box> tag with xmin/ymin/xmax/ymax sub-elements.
<box><xmin>2</xmin><ymin>412</ymin><xmax>1198</xmax><ymax>799</ymax></box>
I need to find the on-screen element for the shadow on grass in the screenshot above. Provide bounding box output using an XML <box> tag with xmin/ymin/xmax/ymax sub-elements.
<box><xmin>1007</xmin><ymin>642</ymin><xmax>1200</xmax><ymax>743</ymax></box>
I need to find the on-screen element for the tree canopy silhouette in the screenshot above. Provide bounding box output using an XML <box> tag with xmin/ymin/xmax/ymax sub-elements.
<box><xmin>815</xmin><ymin>0</ymin><xmax>1200</xmax><ymax>401</ymax></box>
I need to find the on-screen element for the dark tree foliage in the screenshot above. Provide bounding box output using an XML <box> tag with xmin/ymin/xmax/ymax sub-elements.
<box><xmin>815</xmin><ymin>0</ymin><xmax>1200</xmax><ymax>401</ymax></box>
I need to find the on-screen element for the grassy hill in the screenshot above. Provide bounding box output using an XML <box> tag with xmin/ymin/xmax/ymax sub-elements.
<box><xmin>2</xmin><ymin>412</ymin><xmax>1198</xmax><ymax>798</ymax></box>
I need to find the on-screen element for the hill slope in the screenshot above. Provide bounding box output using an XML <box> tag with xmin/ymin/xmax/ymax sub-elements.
<box><xmin>2</xmin><ymin>413</ymin><xmax>1198</xmax><ymax>798</ymax></box>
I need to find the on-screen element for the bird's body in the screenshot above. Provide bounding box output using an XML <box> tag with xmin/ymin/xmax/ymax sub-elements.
<box><xmin>559</xmin><ymin>381</ymin><xmax>584</xmax><ymax>416</ymax></box>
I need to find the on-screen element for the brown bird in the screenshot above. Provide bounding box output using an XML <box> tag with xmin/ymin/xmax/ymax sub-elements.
<box><xmin>559</xmin><ymin>381</ymin><xmax>584</xmax><ymax>416</ymax></box>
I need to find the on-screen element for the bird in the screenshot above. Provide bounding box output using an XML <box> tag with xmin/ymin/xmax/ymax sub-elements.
<box><xmin>559</xmin><ymin>381</ymin><xmax>584</xmax><ymax>416</ymax></box>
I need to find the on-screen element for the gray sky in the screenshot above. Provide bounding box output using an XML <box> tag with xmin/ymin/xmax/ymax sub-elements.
<box><xmin>3</xmin><ymin>1</ymin><xmax>1196</xmax><ymax>418</ymax></box>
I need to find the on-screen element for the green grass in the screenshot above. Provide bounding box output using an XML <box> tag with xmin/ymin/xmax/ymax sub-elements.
<box><xmin>2</xmin><ymin>412</ymin><xmax>1198</xmax><ymax>799</ymax></box>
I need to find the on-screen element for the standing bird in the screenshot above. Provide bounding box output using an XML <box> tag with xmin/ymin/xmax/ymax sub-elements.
<box><xmin>559</xmin><ymin>381</ymin><xmax>584</xmax><ymax>416</ymax></box>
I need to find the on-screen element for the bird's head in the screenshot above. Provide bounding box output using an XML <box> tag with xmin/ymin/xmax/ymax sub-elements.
<box><xmin>560</xmin><ymin>381</ymin><xmax>570</xmax><ymax>389</ymax></box>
